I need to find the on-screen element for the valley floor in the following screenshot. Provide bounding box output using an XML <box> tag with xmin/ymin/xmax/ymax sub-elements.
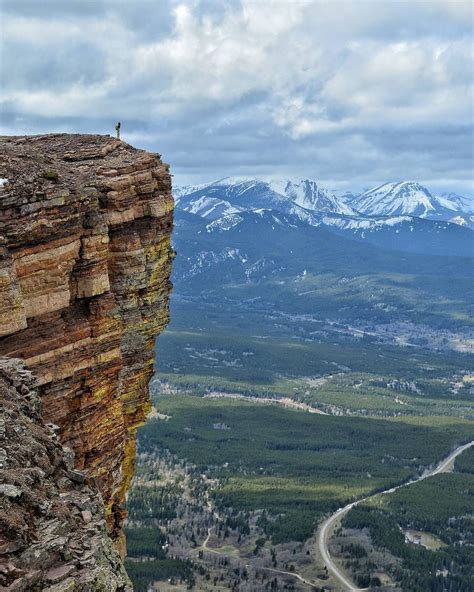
<box><xmin>125</xmin><ymin>298</ymin><xmax>474</xmax><ymax>592</ymax></box>
<box><xmin>125</xmin><ymin>390</ymin><xmax>474</xmax><ymax>592</ymax></box>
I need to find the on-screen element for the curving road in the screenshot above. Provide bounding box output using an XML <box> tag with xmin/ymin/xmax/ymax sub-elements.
<box><xmin>316</xmin><ymin>440</ymin><xmax>474</xmax><ymax>592</ymax></box>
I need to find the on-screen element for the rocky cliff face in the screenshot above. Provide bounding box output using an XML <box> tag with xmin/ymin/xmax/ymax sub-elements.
<box><xmin>0</xmin><ymin>358</ymin><xmax>132</xmax><ymax>591</ymax></box>
<box><xmin>0</xmin><ymin>134</ymin><xmax>174</xmax><ymax>557</ymax></box>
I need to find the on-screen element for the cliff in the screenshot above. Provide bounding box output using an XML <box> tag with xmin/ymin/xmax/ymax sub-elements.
<box><xmin>0</xmin><ymin>134</ymin><xmax>174</xmax><ymax>563</ymax></box>
<box><xmin>0</xmin><ymin>358</ymin><xmax>132</xmax><ymax>591</ymax></box>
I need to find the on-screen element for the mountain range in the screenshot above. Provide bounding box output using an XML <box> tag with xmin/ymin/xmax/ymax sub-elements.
<box><xmin>170</xmin><ymin>176</ymin><xmax>473</xmax><ymax>343</ymax></box>
<box><xmin>174</xmin><ymin>177</ymin><xmax>474</xmax><ymax>257</ymax></box>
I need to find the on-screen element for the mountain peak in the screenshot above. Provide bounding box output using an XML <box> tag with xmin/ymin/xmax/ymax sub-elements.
<box><xmin>280</xmin><ymin>179</ymin><xmax>358</xmax><ymax>215</ymax></box>
<box><xmin>174</xmin><ymin>176</ymin><xmax>357</xmax><ymax>218</ymax></box>
<box><xmin>350</xmin><ymin>181</ymin><xmax>437</xmax><ymax>217</ymax></box>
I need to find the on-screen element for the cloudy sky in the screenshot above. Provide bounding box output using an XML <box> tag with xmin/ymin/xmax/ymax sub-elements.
<box><xmin>1</xmin><ymin>0</ymin><xmax>473</xmax><ymax>193</ymax></box>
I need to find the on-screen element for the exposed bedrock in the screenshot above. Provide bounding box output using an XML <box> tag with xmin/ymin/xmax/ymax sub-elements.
<box><xmin>0</xmin><ymin>357</ymin><xmax>132</xmax><ymax>591</ymax></box>
<box><xmin>0</xmin><ymin>134</ymin><xmax>174</xmax><ymax>557</ymax></box>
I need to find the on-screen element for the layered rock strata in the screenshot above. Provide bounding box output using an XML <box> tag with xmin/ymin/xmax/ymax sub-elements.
<box><xmin>0</xmin><ymin>357</ymin><xmax>132</xmax><ymax>592</ymax></box>
<box><xmin>0</xmin><ymin>134</ymin><xmax>174</xmax><ymax>553</ymax></box>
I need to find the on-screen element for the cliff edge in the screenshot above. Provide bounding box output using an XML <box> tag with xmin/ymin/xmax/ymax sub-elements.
<box><xmin>0</xmin><ymin>134</ymin><xmax>174</xmax><ymax>562</ymax></box>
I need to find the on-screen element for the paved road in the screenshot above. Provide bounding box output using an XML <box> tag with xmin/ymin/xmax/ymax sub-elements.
<box><xmin>316</xmin><ymin>440</ymin><xmax>474</xmax><ymax>592</ymax></box>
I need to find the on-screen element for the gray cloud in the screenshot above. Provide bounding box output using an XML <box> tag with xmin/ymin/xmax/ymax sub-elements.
<box><xmin>0</xmin><ymin>0</ymin><xmax>472</xmax><ymax>195</ymax></box>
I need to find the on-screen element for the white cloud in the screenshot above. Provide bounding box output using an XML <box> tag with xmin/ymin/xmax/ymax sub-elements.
<box><xmin>0</xmin><ymin>0</ymin><xmax>472</xmax><ymax>193</ymax></box>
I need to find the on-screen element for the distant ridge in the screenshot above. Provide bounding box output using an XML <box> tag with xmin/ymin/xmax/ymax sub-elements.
<box><xmin>347</xmin><ymin>181</ymin><xmax>474</xmax><ymax>221</ymax></box>
<box><xmin>174</xmin><ymin>177</ymin><xmax>473</xmax><ymax>256</ymax></box>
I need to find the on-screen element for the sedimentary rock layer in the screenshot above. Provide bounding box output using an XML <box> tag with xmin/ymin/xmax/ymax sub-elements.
<box><xmin>0</xmin><ymin>357</ymin><xmax>132</xmax><ymax>591</ymax></box>
<box><xmin>0</xmin><ymin>134</ymin><xmax>174</xmax><ymax>552</ymax></box>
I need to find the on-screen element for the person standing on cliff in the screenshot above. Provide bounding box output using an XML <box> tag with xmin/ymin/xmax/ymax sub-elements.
<box><xmin>115</xmin><ymin>122</ymin><xmax>121</xmax><ymax>140</ymax></box>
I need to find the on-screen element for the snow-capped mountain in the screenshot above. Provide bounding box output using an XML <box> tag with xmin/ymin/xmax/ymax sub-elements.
<box><xmin>173</xmin><ymin>177</ymin><xmax>473</xmax><ymax>257</ymax></box>
<box><xmin>347</xmin><ymin>181</ymin><xmax>474</xmax><ymax>222</ymax></box>
<box><xmin>175</xmin><ymin>178</ymin><xmax>473</xmax><ymax>223</ymax></box>
<box><xmin>270</xmin><ymin>179</ymin><xmax>357</xmax><ymax>215</ymax></box>
<box><xmin>174</xmin><ymin>176</ymin><xmax>358</xmax><ymax>219</ymax></box>
<box><xmin>436</xmin><ymin>192</ymin><xmax>474</xmax><ymax>213</ymax></box>
<box><xmin>348</xmin><ymin>182</ymin><xmax>438</xmax><ymax>217</ymax></box>
<box><xmin>435</xmin><ymin>193</ymin><xmax>474</xmax><ymax>227</ymax></box>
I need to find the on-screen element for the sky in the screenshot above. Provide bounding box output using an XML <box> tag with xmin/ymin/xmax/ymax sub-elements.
<box><xmin>0</xmin><ymin>0</ymin><xmax>473</xmax><ymax>194</ymax></box>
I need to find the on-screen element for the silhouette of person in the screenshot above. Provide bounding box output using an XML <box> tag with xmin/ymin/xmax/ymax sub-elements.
<box><xmin>115</xmin><ymin>122</ymin><xmax>121</xmax><ymax>139</ymax></box>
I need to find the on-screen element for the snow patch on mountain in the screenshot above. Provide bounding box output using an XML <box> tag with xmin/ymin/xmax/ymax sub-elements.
<box><xmin>245</xmin><ymin>257</ymin><xmax>272</xmax><ymax>279</ymax></box>
<box><xmin>188</xmin><ymin>248</ymin><xmax>248</xmax><ymax>276</ymax></box>
<box><xmin>205</xmin><ymin>209</ymin><xmax>293</xmax><ymax>234</ymax></box>
<box><xmin>322</xmin><ymin>214</ymin><xmax>412</xmax><ymax>231</ymax></box>
<box><xmin>205</xmin><ymin>213</ymin><xmax>244</xmax><ymax>232</ymax></box>
<box><xmin>448</xmin><ymin>215</ymin><xmax>470</xmax><ymax>227</ymax></box>
<box><xmin>350</xmin><ymin>182</ymin><xmax>437</xmax><ymax>217</ymax></box>
<box><xmin>184</xmin><ymin>196</ymin><xmax>244</xmax><ymax>219</ymax></box>
<box><xmin>436</xmin><ymin>192</ymin><xmax>474</xmax><ymax>213</ymax></box>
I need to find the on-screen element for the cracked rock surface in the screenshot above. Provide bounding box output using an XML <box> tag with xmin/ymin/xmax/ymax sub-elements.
<box><xmin>0</xmin><ymin>357</ymin><xmax>132</xmax><ymax>592</ymax></box>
